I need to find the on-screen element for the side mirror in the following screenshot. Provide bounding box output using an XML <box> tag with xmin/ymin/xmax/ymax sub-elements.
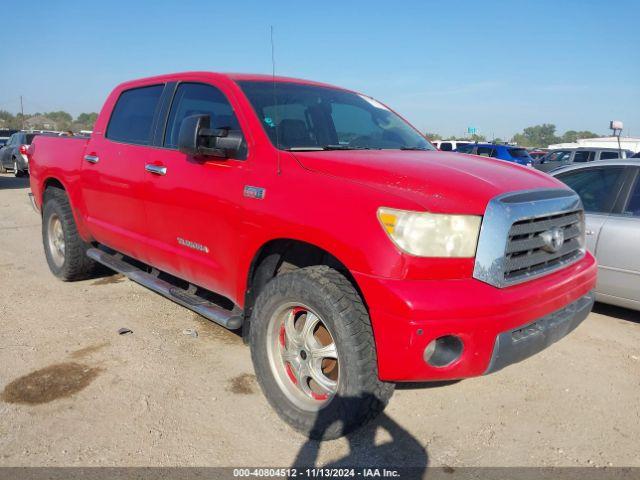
<box><xmin>177</xmin><ymin>114</ymin><xmax>243</xmax><ymax>159</ymax></box>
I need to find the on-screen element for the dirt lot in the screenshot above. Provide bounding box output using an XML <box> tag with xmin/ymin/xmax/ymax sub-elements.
<box><xmin>1</xmin><ymin>173</ymin><xmax>639</xmax><ymax>468</ymax></box>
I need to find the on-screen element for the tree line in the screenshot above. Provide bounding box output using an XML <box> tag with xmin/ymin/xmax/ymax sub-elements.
<box><xmin>0</xmin><ymin>110</ymin><xmax>98</xmax><ymax>132</ymax></box>
<box><xmin>426</xmin><ymin>124</ymin><xmax>601</xmax><ymax>148</ymax></box>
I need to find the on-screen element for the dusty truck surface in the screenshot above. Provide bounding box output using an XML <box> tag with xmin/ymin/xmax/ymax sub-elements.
<box><xmin>28</xmin><ymin>72</ymin><xmax>597</xmax><ymax>439</ymax></box>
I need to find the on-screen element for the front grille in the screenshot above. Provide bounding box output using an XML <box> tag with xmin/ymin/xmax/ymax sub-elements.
<box><xmin>503</xmin><ymin>210</ymin><xmax>584</xmax><ymax>283</ymax></box>
<box><xmin>473</xmin><ymin>188</ymin><xmax>585</xmax><ymax>288</ymax></box>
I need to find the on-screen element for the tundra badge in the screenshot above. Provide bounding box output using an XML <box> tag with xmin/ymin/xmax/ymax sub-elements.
<box><xmin>177</xmin><ymin>237</ymin><xmax>209</xmax><ymax>253</ymax></box>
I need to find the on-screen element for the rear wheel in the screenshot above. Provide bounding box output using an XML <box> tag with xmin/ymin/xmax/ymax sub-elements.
<box><xmin>250</xmin><ymin>266</ymin><xmax>394</xmax><ymax>439</ymax></box>
<box><xmin>42</xmin><ymin>188</ymin><xmax>96</xmax><ymax>281</ymax></box>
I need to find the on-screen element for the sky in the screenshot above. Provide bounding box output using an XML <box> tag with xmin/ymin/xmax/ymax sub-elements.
<box><xmin>1</xmin><ymin>0</ymin><xmax>638</xmax><ymax>139</ymax></box>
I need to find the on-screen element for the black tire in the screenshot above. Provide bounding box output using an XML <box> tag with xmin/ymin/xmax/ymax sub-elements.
<box><xmin>250</xmin><ymin>265</ymin><xmax>394</xmax><ymax>439</ymax></box>
<box><xmin>42</xmin><ymin>187</ymin><xmax>96</xmax><ymax>281</ymax></box>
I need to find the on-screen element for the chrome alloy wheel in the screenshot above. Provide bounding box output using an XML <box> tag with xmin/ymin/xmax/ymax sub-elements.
<box><xmin>47</xmin><ymin>213</ymin><xmax>65</xmax><ymax>268</ymax></box>
<box><xmin>266</xmin><ymin>303</ymin><xmax>339</xmax><ymax>411</ymax></box>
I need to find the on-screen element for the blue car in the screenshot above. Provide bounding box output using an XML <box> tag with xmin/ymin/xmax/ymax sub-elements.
<box><xmin>455</xmin><ymin>143</ymin><xmax>533</xmax><ymax>166</ymax></box>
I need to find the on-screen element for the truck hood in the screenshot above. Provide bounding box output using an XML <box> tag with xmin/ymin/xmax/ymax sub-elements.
<box><xmin>291</xmin><ymin>150</ymin><xmax>565</xmax><ymax>214</ymax></box>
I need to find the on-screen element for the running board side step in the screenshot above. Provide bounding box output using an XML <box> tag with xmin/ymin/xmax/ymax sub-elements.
<box><xmin>86</xmin><ymin>248</ymin><xmax>243</xmax><ymax>330</ymax></box>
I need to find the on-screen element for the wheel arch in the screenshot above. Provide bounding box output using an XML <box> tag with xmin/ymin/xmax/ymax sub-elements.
<box><xmin>40</xmin><ymin>176</ymin><xmax>93</xmax><ymax>241</ymax></box>
<box><xmin>241</xmin><ymin>238</ymin><xmax>367</xmax><ymax>342</ymax></box>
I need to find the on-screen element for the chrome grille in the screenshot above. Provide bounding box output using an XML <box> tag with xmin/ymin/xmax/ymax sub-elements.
<box><xmin>473</xmin><ymin>188</ymin><xmax>586</xmax><ymax>288</ymax></box>
<box><xmin>504</xmin><ymin>210</ymin><xmax>584</xmax><ymax>282</ymax></box>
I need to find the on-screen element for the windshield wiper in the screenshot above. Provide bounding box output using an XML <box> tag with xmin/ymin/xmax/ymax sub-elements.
<box><xmin>285</xmin><ymin>145</ymin><xmax>375</xmax><ymax>151</ymax></box>
<box><xmin>400</xmin><ymin>146</ymin><xmax>429</xmax><ymax>150</ymax></box>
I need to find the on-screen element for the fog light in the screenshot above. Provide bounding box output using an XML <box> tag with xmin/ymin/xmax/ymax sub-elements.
<box><xmin>423</xmin><ymin>335</ymin><xmax>463</xmax><ymax>367</ymax></box>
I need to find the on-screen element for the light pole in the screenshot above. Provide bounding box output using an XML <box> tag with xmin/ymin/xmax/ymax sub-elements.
<box><xmin>610</xmin><ymin>120</ymin><xmax>623</xmax><ymax>157</ymax></box>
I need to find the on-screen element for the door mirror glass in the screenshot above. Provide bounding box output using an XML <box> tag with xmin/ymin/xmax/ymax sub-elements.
<box><xmin>178</xmin><ymin>114</ymin><xmax>243</xmax><ymax>159</ymax></box>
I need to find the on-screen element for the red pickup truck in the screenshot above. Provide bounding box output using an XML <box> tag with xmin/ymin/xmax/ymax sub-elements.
<box><xmin>28</xmin><ymin>72</ymin><xmax>597</xmax><ymax>439</ymax></box>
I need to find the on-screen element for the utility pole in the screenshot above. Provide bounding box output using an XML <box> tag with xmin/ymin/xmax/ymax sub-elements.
<box><xmin>20</xmin><ymin>96</ymin><xmax>24</xmax><ymax>129</ymax></box>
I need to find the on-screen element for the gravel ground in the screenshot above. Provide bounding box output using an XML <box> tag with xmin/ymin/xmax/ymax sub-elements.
<box><xmin>1</xmin><ymin>173</ymin><xmax>639</xmax><ymax>469</ymax></box>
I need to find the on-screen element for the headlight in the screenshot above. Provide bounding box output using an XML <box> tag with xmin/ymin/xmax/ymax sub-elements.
<box><xmin>377</xmin><ymin>207</ymin><xmax>482</xmax><ymax>257</ymax></box>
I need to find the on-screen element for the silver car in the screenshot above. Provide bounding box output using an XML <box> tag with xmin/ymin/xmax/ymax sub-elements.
<box><xmin>552</xmin><ymin>160</ymin><xmax>640</xmax><ymax>311</ymax></box>
<box><xmin>536</xmin><ymin>147</ymin><xmax>634</xmax><ymax>173</ymax></box>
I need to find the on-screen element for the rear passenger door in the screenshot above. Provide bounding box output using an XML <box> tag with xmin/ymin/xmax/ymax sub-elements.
<box><xmin>80</xmin><ymin>84</ymin><xmax>165</xmax><ymax>261</ymax></box>
<box><xmin>595</xmin><ymin>167</ymin><xmax>640</xmax><ymax>305</ymax></box>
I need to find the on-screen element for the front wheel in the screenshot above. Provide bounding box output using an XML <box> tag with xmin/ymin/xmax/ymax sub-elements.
<box><xmin>250</xmin><ymin>266</ymin><xmax>394</xmax><ymax>439</ymax></box>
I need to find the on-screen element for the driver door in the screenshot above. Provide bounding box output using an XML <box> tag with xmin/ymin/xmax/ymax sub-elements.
<box><xmin>142</xmin><ymin>81</ymin><xmax>249</xmax><ymax>300</ymax></box>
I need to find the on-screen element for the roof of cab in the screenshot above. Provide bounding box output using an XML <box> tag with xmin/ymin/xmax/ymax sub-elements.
<box><xmin>115</xmin><ymin>71</ymin><xmax>347</xmax><ymax>91</ymax></box>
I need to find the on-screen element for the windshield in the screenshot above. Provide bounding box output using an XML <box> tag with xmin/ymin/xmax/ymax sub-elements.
<box><xmin>237</xmin><ymin>81</ymin><xmax>432</xmax><ymax>151</ymax></box>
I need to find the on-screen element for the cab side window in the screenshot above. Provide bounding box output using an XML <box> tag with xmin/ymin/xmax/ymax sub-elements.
<box><xmin>106</xmin><ymin>85</ymin><xmax>164</xmax><ymax>145</ymax></box>
<box><xmin>556</xmin><ymin>167</ymin><xmax>626</xmax><ymax>214</ymax></box>
<box><xmin>164</xmin><ymin>83</ymin><xmax>246</xmax><ymax>159</ymax></box>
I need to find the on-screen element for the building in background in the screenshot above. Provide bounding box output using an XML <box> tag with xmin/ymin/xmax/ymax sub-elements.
<box><xmin>24</xmin><ymin>115</ymin><xmax>57</xmax><ymax>131</ymax></box>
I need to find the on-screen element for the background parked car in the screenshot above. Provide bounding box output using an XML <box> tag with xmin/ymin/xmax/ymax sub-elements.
<box><xmin>0</xmin><ymin>131</ymin><xmax>39</xmax><ymax>176</ymax></box>
<box><xmin>431</xmin><ymin>140</ymin><xmax>471</xmax><ymax>151</ymax></box>
<box><xmin>455</xmin><ymin>142</ymin><xmax>534</xmax><ymax>166</ymax></box>
<box><xmin>535</xmin><ymin>147</ymin><xmax>634</xmax><ymax>172</ymax></box>
<box><xmin>0</xmin><ymin>129</ymin><xmax>19</xmax><ymax>149</ymax></box>
<box><xmin>552</xmin><ymin>160</ymin><xmax>640</xmax><ymax>311</ymax></box>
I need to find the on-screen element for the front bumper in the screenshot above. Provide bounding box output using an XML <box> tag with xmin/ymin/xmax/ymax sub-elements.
<box><xmin>353</xmin><ymin>252</ymin><xmax>597</xmax><ymax>382</ymax></box>
<box><xmin>484</xmin><ymin>291</ymin><xmax>594</xmax><ymax>374</ymax></box>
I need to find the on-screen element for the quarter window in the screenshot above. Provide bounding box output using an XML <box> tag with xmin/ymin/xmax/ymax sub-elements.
<box><xmin>556</xmin><ymin>167</ymin><xmax>626</xmax><ymax>214</ymax></box>
<box><xmin>599</xmin><ymin>151</ymin><xmax>620</xmax><ymax>160</ymax></box>
<box><xmin>106</xmin><ymin>85</ymin><xmax>164</xmax><ymax>145</ymax></box>
<box><xmin>164</xmin><ymin>83</ymin><xmax>246</xmax><ymax>159</ymax></box>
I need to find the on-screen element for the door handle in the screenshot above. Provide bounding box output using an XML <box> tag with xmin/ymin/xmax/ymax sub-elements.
<box><xmin>145</xmin><ymin>164</ymin><xmax>167</xmax><ymax>176</ymax></box>
<box><xmin>84</xmin><ymin>154</ymin><xmax>99</xmax><ymax>164</ymax></box>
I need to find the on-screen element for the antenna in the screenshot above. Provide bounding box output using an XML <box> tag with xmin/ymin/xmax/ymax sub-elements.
<box><xmin>271</xmin><ymin>25</ymin><xmax>281</xmax><ymax>175</ymax></box>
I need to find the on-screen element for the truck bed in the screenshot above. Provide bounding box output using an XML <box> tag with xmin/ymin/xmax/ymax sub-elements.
<box><xmin>29</xmin><ymin>135</ymin><xmax>89</xmax><ymax>211</ymax></box>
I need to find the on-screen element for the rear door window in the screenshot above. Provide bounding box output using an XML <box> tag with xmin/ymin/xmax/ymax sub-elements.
<box><xmin>556</xmin><ymin>167</ymin><xmax>627</xmax><ymax>213</ymax></box>
<box><xmin>106</xmin><ymin>84</ymin><xmax>164</xmax><ymax>145</ymax></box>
